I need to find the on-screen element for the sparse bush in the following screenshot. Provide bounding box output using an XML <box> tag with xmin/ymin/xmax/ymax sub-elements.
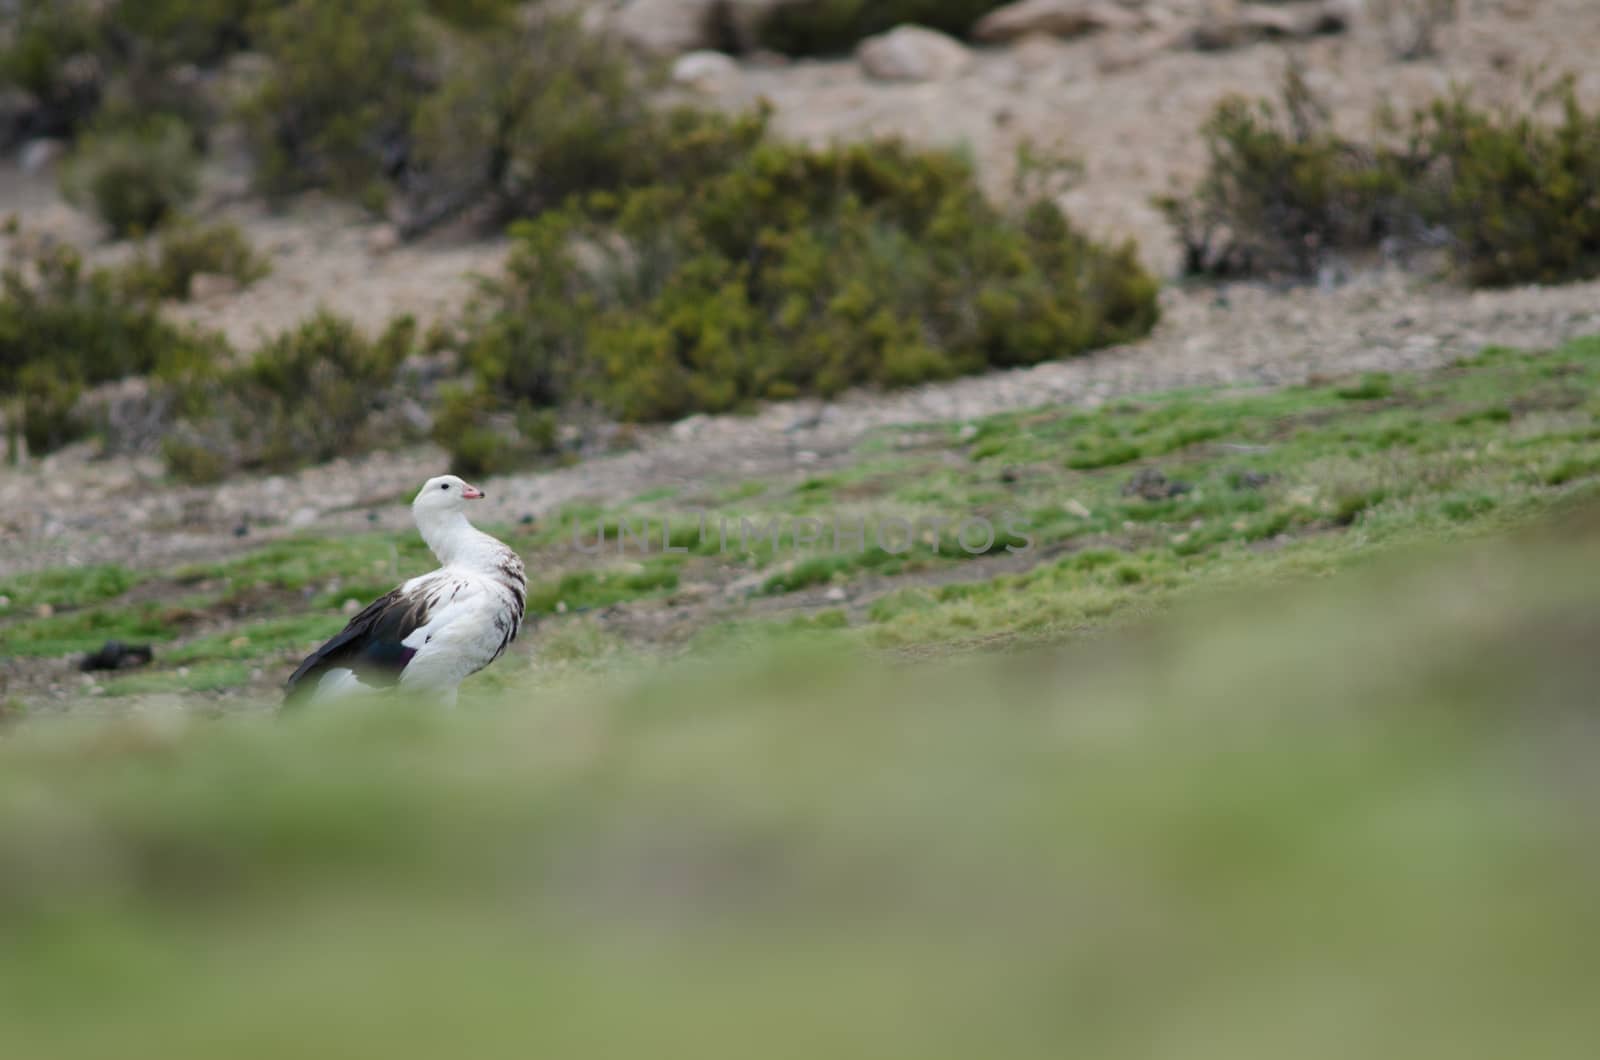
<box><xmin>1165</xmin><ymin>71</ymin><xmax>1600</xmax><ymax>287</ymax></box>
<box><xmin>165</xmin><ymin>311</ymin><xmax>420</xmax><ymax>480</ymax></box>
<box><xmin>61</xmin><ymin>116</ymin><xmax>200</xmax><ymax>236</ymax></box>
<box><xmin>457</xmin><ymin>128</ymin><xmax>1158</xmax><ymax>440</ymax></box>
<box><xmin>122</xmin><ymin>220</ymin><xmax>271</xmax><ymax>301</ymax></box>
<box><xmin>754</xmin><ymin>0</ymin><xmax>1009</xmax><ymax>55</ymax></box>
<box><xmin>241</xmin><ymin>0</ymin><xmax>434</xmax><ymax>201</ymax></box>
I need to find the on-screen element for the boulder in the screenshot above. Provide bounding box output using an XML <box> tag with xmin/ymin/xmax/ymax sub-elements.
<box><xmin>672</xmin><ymin>49</ymin><xmax>742</xmax><ymax>92</ymax></box>
<box><xmin>189</xmin><ymin>271</ymin><xmax>239</xmax><ymax>302</ymax></box>
<box><xmin>974</xmin><ymin>0</ymin><xmax>1141</xmax><ymax>43</ymax></box>
<box><xmin>1187</xmin><ymin>1</ymin><xmax>1351</xmax><ymax>51</ymax></box>
<box><xmin>856</xmin><ymin>25</ymin><xmax>972</xmax><ymax>82</ymax></box>
<box><xmin>18</xmin><ymin>138</ymin><xmax>66</xmax><ymax>174</ymax></box>
<box><xmin>611</xmin><ymin>0</ymin><xmax>716</xmax><ymax>54</ymax></box>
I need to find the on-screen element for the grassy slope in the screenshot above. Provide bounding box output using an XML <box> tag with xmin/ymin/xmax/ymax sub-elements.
<box><xmin>5</xmin><ymin>337</ymin><xmax>1600</xmax><ymax>701</ymax></box>
<box><xmin>1</xmin><ymin>340</ymin><xmax>1599</xmax><ymax>1056</ymax></box>
<box><xmin>1</xmin><ymin>503</ymin><xmax>1598</xmax><ymax>1059</ymax></box>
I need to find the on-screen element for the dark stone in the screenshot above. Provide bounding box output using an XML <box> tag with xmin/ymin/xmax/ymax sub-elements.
<box><xmin>1122</xmin><ymin>467</ymin><xmax>1193</xmax><ymax>501</ymax></box>
<box><xmin>79</xmin><ymin>641</ymin><xmax>154</xmax><ymax>672</ymax></box>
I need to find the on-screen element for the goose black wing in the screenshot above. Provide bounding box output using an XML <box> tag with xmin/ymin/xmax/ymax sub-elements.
<box><xmin>282</xmin><ymin>586</ymin><xmax>435</xmax><ymax>705</ymax></box>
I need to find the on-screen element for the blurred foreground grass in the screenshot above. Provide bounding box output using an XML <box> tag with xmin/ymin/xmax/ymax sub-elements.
<box><xmin>2</xmin><ymin>504</ymin><xmax>1598</xmax><ymax>1059</ymax></box>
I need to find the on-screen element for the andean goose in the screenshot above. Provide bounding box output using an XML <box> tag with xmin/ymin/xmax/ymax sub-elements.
<box><xmin>284</xmin><ymin>475</ymin><xmax>527</xmax><ymax>706</ymax></box>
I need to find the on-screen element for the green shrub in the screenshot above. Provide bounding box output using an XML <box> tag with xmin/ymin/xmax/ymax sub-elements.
<box><xmin>404</xmin><ymin>12</ymin><xmax>753</xmax><ymax>235</ymax></box>
<box><xmin>61</xmin><ymin>116</ymin><xmax>200</xmax><ymax>236</ymax></box>
<box><xmin>0</xmin><ymin>241</ymin><xmax>219</xmax><ymax>457</ymax></box>
<box><xmin>0</xmin><ymin>0</ymin><xmax>109</xmax><ymax>139</ymax></box>
<box><xmin>122</xmin><ymin>220</ymin><xmax>271</xmax><ymax>301</ymax></box>
<box><xmin>15</xmin><ymin>362</ymin><xmax>86</xmax><ymax>454</ymax></box>
<box><xmin>111</xmin><ymin>0</ymin><xmax>287</xmax><ymax>68</ymax></box>
<box><xmin>1166</xmin><ymin>71</ymin><xmax>1600</xmax><ymax>286</ymax></box>
<box><xmin>754</xmin><ymin>0</ymin><xmax>1009</xmax><ymax>55</ymax></box>
<box><xmin>1417</xmin><ymin>86</ymin><xmax>1600</xmax><ymax>286</ymax></box>
<box><xmin>165</xmin><ymin>311</ymin><xmax>420</xmax><ymax>480</ymax></box>
<box><xmin>404</xmin><ymin>11</ymin><xmax>645</xmax><ymax>232</ymax></box>
<box><xmin>0</xmin><ymin>243</ymin><xmax>194</xmax><ymax>390</ymax></box>
<box><xmin>422</xmin><ymin>0</ymin><xmax>521</xmax><ymax>30</ymax></box>
<box><xmin>0</xmin><ymin>0</ymin><xmax>290</xmax><ymax>151</ymax></box>
<box><xmin>431</xmin><ymin>386</ymin><xmax>560</xmax><ymax>478</ymax></box>
<box><xmin>1159</xmin><ymin>70</ymin><xmax>1415</xmax><ymax>279</ymax></box>
<box><xmin>458</xmin><ymin>129</ymin><xmax>1158</xmax><ymax>431</ymax></box>
<box><xmin>241</xmin><ymin>0</ymin><xmax>433</xmax><ymax>200</ymax></box>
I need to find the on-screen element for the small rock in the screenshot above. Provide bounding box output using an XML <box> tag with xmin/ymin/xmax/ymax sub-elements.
<box><xmin>189</xmin><ymin>271</ymin><xmax>239</xmax><ymax>302</ymax></box>
<box><xmin>612</xmin><ymin>0</ymin><xmax>718</xmax><ymax>54</ymax></box>
<box><xmin>19</xmin><ymin>138</ymin><xmax>67</xmax><ymax>175</ymax></box>
<box><xmin>289</xmin><ymin>507</ymin><xmax>319</xmax><ymax>528</ymax></box>
<box><xmin>958</xmin><ymin>423</ymin><xmax>979</xmax><ymax>441</ymax></box>
<box><xmin>367</xmin><ymin>223</ymin><xmax>401</xmax><ymax>254</ymax></box>
<box><xmin>1010</xmin><ymin>32</ymin><xmax>1070</xmax><ymax>72</ymax></box>
<box><xmin>230</xmin><ymin>636</ymin><xmax>250</xmax><ymax>649</ymax></box>
<box><xmin>0</xmin><ymin>595</ymin><xmax>9</xmax><ymax>609</ymax></box>
<box><xmin>1064</xmin><ymin>498</ymin><xmax>1093</xmax><ymax>519</ymax></box>
<box><xmin>856</xmin><ymin>25</ymin><xmax>972</xmax><ymax>82</ymax></box>
<box><xmin>795</xmin><ymin>449</ymin><xmax>819</xmax><ymax>464</ymax></box>
<box><xmin>1234</xmin><ymin>470</ymin><xmax>1273</xmax><ymax>490</ymax></box>
<box><xmin>671</xmin><ymin>50</ymin><xmax>740</xmax><ymax>93</ymax></box>
<box><xmin>672</xmin><ymin>413</ymin><xmax>710</xmax><ymax>441</ymax></box>
<box><xmin>35</xmin><ymin>602</ymin><xmax>54</xmax><ymax>619</ymax></box>
<box><xmin>1122</xmin><ymin>468</ymin><xmax>1193</xmax><ymax>501</ymax></box>
<box><xmin>343</xmin><ymin>598</ymin><xmax>362</xmax><ymax>615</ymax></box>
<box><xmin>1187</xmin><ymin>1</ymin><xmax>1348</xmax><ymax>51</ymax></box>
<box><xmin>823</xmin><ymin>586</ymin><xmax>848</xmax><ymax>602</ymax></box>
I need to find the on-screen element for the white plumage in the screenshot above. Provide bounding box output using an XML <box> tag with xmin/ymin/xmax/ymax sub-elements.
<box><xmin>284</xmin><ymin>475</ymin><xmax>527</xmax><ymax>707</ymax></box>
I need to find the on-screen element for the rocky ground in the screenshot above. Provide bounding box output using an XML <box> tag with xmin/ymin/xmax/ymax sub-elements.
<box><xmin>3</xmin><ymin>0</ymin><xmax>1599</xmax><ymax>578</ymax></box>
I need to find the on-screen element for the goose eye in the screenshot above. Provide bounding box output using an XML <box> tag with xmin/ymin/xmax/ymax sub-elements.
<box><xmin>440</xmin><ymin>483</ymin><xmax>449</xmax><ymax>490</ymax></box>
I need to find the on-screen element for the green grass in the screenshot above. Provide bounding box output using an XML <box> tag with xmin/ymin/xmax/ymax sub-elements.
<box><xmin>1</xmin><ymin>508</ymin><xmax>1598</xmax><ymax>1058</ymax></box>
<box><xmin>6</xmin><ymin>336</ymin><xmax>1600</xmax><ymax>699</ymax></box>
<box><xmin>0</xmin><ymin>564</ymin><xmax>142</xmax><ymax>612</ymax></box>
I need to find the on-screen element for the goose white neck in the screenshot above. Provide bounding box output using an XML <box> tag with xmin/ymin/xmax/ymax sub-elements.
<box><xmin>415</xmin><ymin>509</ymin><xmax>500</xmax><ymax>571</ymax></box>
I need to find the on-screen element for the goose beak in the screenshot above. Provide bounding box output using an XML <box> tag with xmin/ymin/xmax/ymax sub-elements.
<box><xmin>461</xmin><ymin>484</ymin><xmax>485</xmax><ymax>500</ymax></box>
